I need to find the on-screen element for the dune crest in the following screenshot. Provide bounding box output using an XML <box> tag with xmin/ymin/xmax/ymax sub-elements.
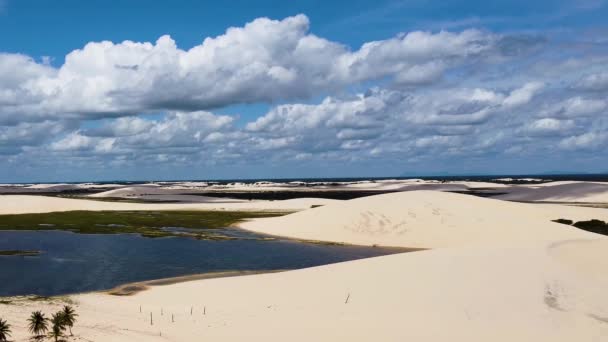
<box><xmin>241</xmin><ymin>190</ymin><xmax>608</xmax><ymax>248</ymax></box>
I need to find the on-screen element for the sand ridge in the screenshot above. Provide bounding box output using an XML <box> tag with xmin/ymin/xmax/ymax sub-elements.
<box><xmin>0</xmin><ymin>195</ymin><xmax>337</xmax><ymax>214</ymax></box>
<box><xmin>241</xmin><ymin>190</ymin><xmax>608</xmax><ymax>248</ymax></box>
<box><xmin>5</xmin><ymin>178</ymin><xmax>608</xmax><ymax>203</ymax></box>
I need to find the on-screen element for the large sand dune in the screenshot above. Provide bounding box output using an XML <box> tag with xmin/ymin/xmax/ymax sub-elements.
<box><xmin>241</xmin><ymin>190</ymin><xmax>608</xmax><ymax>248</ymax></box>
<box><xmin>0</xmin><ymin>195</ymin><xmax>336</xmax><ymax>214</ymax></box>
<box><xmin>2</xmin><ymin>190</ymin><xmax>608</xmax><ymax>341</ymax></box>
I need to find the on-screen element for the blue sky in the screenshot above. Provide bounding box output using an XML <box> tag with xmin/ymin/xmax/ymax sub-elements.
<box><xmin>1</xmin><ymin>0</ymin><xmax>608</xmax><ymax>182</ymax></box>
<box><xmin>3</xmin><ymin>0</ymin><xmax>608</xmax><ymax>58</ymax></box>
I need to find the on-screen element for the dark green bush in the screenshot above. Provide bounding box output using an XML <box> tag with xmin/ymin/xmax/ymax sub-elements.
<box><xmin>572</xmin><ymin>219</ymin><xmax>608</xmax><ymax>235</ymax></box>
<box><xmin>553</xmin><ymin>218</ymin><xmax>608</xmax><ymax>236</ymax></box>
<box><xmin>552</xmin><ymin>219</ymin><xmax>573</xmax><ymax>225</ymax></box>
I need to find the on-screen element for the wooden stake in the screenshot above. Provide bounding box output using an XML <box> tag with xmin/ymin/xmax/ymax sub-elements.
<box><xmin>190</xmin><ymin>306</ymin><xmax>193</xmax><ymax>315</ymax></box>
<box><xmin>150</xmin><ymin>312</ymin><xmax>153</xmax><ymax>325</ymax></box>
<box><xmin>345</xmin><ymin>293</ymin><xmax>350</xmax><ymax>304</ymax></box>
<box><xmin>204</xmin><ymin>306</ymin><xmax>206</xmax><ymax>315</ymax></box>
<box><xmin>139</xmin><ymin>305</ymin><xmax>141</xmax><ymax>313</ymax></box>
<box><xmin>172</xmin><ymin>314</ymin><xmax>174</xmax><ymax>323</ymax></box>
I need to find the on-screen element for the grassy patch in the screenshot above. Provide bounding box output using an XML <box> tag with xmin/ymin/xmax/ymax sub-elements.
<box><xmin>0</xmin><ymin>250</ymin><xmax>42</xmax><ymax>256</ymax></box>
<box><xmin>0</xmin><ymin>295</ymin><xmax>77</xmax><ymax>306</ymax></box>
<box><xmin>297</xmin><ymin>239</ymin><xmax>347</xmax><ymax>246</ymax></box>
<box><xmin>0</xmin><ymin>210</ymin><xmax>288</xmax><ymax>239</ymax></box>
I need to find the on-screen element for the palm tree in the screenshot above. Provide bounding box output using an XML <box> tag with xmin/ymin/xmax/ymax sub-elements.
<box><xmin>0</xmin><ymin>318</ymin><xmax>11</xmax><ymax>342</ymax></box>
<box><xmin>28</xmin><ymin>311</ymin><xmax>49</xmax><ymax>339</ymax></box>
<box><xmin>49</xmin><ymin>312</ymin><xmax>65</xmax><ymax>342</ymax></box>
<box><xmin>60</xmin><ymin>306</ymin><xmax>77</xmax><ymax>336</ymax></box>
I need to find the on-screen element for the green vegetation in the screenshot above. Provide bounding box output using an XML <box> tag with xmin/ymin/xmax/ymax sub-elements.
<box><xmin>1</xmin><ymin>306</ymin><xmax>78</xmax><ymax>341</ymax></box>
<box><xmin>0</xmin><ymin>250</ymin><xmax>42</xmax><ymax>256</ymax></box>
<box><xmin>44</xmin><ymin>306</ymin><xmax>78</xmax><ymax>340</ymax></box>
<box><xmin>28</xmin><ymin>311</ymin><xmax>49</xmax><ymax>339</ymax></box>
<box><xmin>298</xmin><ymin>239</ymin><xmax>347</xmax><ymax>246</ymax></box>
<box><xmin>552</xmin><ymin>218</ymin><xmax>608</xmax><ymax>235</ymax></box>
<box><xmin>0</xmin><ymin>210</ymin><xmax>288</xmax><ymax>239</ymax></box>
<box><xmin>49</xmin><ymin>312</ymin><xmax>64</xmax><ymax>342</ymax></box>
<box><xmin>572</xmin><ymin>219</ymin><xmax>608</xmax><ymax>235</ymax></box>
<box><xmin>552</xmin><ymin>218</ymin><xmax>573</xmax><ymax>225</ymax></box>
<box><xmin>0</xmin><ymin>318</ymin><xmax>10</xmax><ymax>342</ymax></box>
<box><xmin>60</xmin><ymin>306</ymin><xmax>77</xmax><ymax>336</ymax></box>
<box><xmin>0</xmin><ymin>296</ymin><xmax>74</xmax><ymax>307</ymax></box>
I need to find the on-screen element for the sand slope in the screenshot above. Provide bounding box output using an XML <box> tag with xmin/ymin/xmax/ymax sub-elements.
<box><xmin>88</xmin><ymin>186</ymin><xmax>252</xmax><ymax>203</ymax></box>
<box><xmin>241</xmin><ymin>190</ymin><xmax>608</xmax><ymax>248</ymax></box>
<box><xmin>3</xmin><ymin>240</ymin><xmax>608</xmax><ymax>341</ymax></box>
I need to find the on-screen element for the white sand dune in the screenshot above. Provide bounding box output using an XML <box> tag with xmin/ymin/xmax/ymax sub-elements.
<box><xmin>0</xmin><ymin>195</ymin><xmax>337</xmax><ymax>214</ymax></box>
<box><xmin>88</xmin><ymin>186</ymin><xmax>250</xmax><ymax>203</ymax></box>
<box><xmin>448</xmin><ymin>180</ymin><xmax>510</xmax><ymax>188</ymax></box>
<box><xmin>2</xmin><ymin>190</ymin><xmax>608</xmax><ymax>341</ymax></box>
<box><xmin>5</xmin><ymin>179</ymin><xmax>608</xmax><ymax>204</ymax></box>
<box><xmin>241</xmin><ymin>190</ymin><xmax>608</xmax><ymax>248</ymax></box>
<box><xmin>88</xmin><ymin>186</ymin><xmax>175</xmax><ymax>198</ymax></box>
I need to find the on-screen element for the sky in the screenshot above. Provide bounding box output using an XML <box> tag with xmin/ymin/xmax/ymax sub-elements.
<box><xmin>1</xmin><ymin>0</ymin><xmax>608</xmax><ymax>182</ymax></box>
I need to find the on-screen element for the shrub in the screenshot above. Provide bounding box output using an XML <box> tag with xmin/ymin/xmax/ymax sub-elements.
<box><xmin>573</xmin><ymin>219</ymin><xmax>608</xmax><ymax>235</ymax></box>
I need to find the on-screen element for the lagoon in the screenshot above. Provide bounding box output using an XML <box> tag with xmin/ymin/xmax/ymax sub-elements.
<box><xmin>0</xmin><ymin>229</ymin><xmax>401</xmax><ymax>297</ymax></box>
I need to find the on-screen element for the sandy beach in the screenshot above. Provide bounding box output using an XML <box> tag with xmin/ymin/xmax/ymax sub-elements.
<box><xmin>1</xmin><ymin>188</ymin><xmax>608</xmax><ymax>341</ymax></box>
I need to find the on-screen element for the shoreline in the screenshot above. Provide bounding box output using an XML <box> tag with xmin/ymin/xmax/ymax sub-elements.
<box><xmin>236</xmin><ymin>221</ymin><xmax>430</xmax><ymax>249</ymax></box>
<box><xmin>0</xmin><ymin>270</ymin><xmax>290</xmax><ymax>301</ymax></box>
<box><xmin>0</xmin><ymin>226</ymin><xmax>416</xmax><ymax>299</ymax></box>
<box><xmin>105</xmin><ymin>270</ymin><xmax>289</xmax><ymax>296</ymax></box>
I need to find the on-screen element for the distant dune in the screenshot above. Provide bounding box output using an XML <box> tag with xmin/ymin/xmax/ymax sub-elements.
<box><xmin>4</xmin><ymin>179</ymin><xmax>608</xmax><ymax>203</ymax></box>
<box><xmin>0</xmin><ymin>195</ymin><xmax>337</xmax><ymax>214</ymax></box>
<box><xmin>496</xmin><ymin>181</ymin><xmax>608</xmax><ymax>203</ymax></box>
<box><xmin>88</xmin><ymin>186</ymin><xmax>253</xmax><ymax>203</ymax></box>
